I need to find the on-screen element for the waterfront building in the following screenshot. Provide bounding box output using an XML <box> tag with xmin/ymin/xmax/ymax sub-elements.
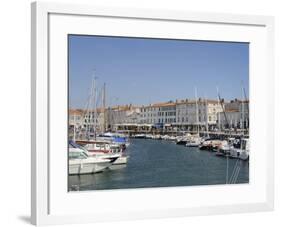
<box><xmin>139</xmin><ymin>101</ymin><xmax>176</xmax><ymax>125</ymax></box>
<box><xmin>68</xmin><ymin>109</ymin><xmax>85</xmax><ymax>139</ymax></box>
<box><xmin>68</xmin><ymin>108</ymin><xmax>106</xmax><ymax>137</ymax></box>
<box><xmin>138</xmin><ymin>99</ymin><xmax>223</xmax><ymax>132</ymax></box>
<box><xmin>218</xmin><ymin>99</ymin><xmax>249</xmax><ymax>130</ymax></box>
<box><xmin>107</xmin><ymin>105</ymin><xmax>141</xmax><ymax>131</ymax></box>
<box><xmin>175</xmin><ymin>98</ymin><xmax>223</xmax><ymax>131</ymax></box>
<box><xmin>69</xmin><ymin>98</ymin><xmax>248</xmax><ymax>135</ymax></box>
<box><xmin>69</xmin><ymin>109</ymin><xmax>84</xmax><ymax>127</ymax></box>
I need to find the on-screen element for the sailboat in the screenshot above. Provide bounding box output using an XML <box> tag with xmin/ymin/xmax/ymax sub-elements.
<box><xmin>75</xmin><ymin>75</ymin><xmax>129</xmax><ymax>165</ymax></box>
<box><xmin>186</xmin><ymin>87</ymin><xmax>202</xmax><ymax>147</ymax></box>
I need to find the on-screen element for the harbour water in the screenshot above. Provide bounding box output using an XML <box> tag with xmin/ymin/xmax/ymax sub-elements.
<box><xmin>68</xmin><ymin>138</ymin><xmax>249</xmax><ymax>191</ymax></box>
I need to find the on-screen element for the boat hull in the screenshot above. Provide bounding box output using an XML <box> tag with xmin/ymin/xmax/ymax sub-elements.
<box><xmin>176</xmin><ymin>140</ymin><xmax>187</xmax><ymax>145</ymax></box>
<box><xmin>229</xmin><ymin>149</ymin><xmax>249</xmax><ymax>160</ymax></box>
<box><xmin>69</xmin><ymin>160</ymin><xmax>111</xmax><ymax>175</ymax></box>
<box><xmin>186</xmin><ymin>142</ymin><xmax>200</xmax><ymax>147</ymax></box>
<box><xmin>113</xmin><ymin>156</ymin><xmax>128</xmax><ymax>165</ymax></box>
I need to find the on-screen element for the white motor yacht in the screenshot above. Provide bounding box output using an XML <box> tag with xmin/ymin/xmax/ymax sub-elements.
<box><xmin>74</xmin><ymin>140</ymin><xmax>129</xmax><ymax>165</ymax></box>
<box><xmin>69</xmin><ymin>147</ymin><xmax>113</xmax><ymax>175</ymax></box>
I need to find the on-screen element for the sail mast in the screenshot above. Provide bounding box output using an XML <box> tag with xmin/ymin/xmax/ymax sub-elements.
<box><xmin>204</xmin><ymin>95</ymin><xmax>209</xmax><ymax>137</ymax></box>
<box><xmin>86</xmin><ymin>76</ymin><xmax>95</xmax><ymax>140</ymax></box>
<box><xmin>73</xmin><ymin>112</ymin><xmax>76</xmax><ymax>142</ymax></box>
<box><xmin>242</xmin><ymin>86</ymin><xmax>248</xmax><ymax>133</ymax></box>
<box><xmin>216</xmin><ymin>86</ymin><xmax>221</xmax><ymax>131</ymax></box>
<box><xmin>241</xmin><ymin>86</ymin><xmax>245</xmax><ymax>135</ymax></box>
<box><xmin>102</xmin><ymin>83</ymin><xmax>106</xmax><ymax>133</ymax></box>
<box><xmin>93</xmin><ymin>76</ymin><xmax>97</xmax><ymax>140</ymax></box>
<box><xmin>195</xmin><ymin>87</ymin><xmax>199</xmax><ymax>135</ymax></box>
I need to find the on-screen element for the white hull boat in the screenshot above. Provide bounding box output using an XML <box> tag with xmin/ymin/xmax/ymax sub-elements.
<box><xmin>88</xmin><ymin>152</ymin><xmax>128</xmax><ymax>165</ymax></box>
<box><xmin>113</xmin><ymin>156</ymin><xmax>128</xmax><ymax>165</ymax></box>
<box><xmin>69</xmin><ymin>148</ymin><xmax>112</xmax><ymax>175</ymax></box>
<box><xmin>186</xmin><ymin>136</ymin><xmax>202</xmax><ymax>147</ymax></box>
<box><xmin>186</xmin><ymin>141</ymin><xmax>201</xmax><ymax>147</ymax></box>
<box><xmin>229</xmin><ymin>149</ymin><xmax>249</xmax><ymax>160</ymax></box>
<box><xmin>229</xmin><ymin>138</ymin><xmax>249</xmax><ymax>160</ymax></box>
<box><xmin>69</xmin><ymin>158</ymin><xmax>112</xmax><ymax>175</ymax></box>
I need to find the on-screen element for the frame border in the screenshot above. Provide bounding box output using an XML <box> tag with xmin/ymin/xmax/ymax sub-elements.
<box><xmin>31</xmin><ymin>1</ymin><xmax>274</xmax><ymax>225</ymax></box>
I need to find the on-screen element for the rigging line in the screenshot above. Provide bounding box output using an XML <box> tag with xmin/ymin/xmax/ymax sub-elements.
<box><xmin>95</xmin><ymin>87</ymin><xmax>103</xmax><ymax>107</ymax></box>
<box><xmin>232</xmin><ymin>161</ymin><xmax>241</xmax><ymax>184</ymax></box>
<box><xmin>230</xmin><ymin>165</ymin><xmax>239</xmax><ymax>184</ymax></box>
<box><xmin>217</xmin><ymin>92</ymin><xmax>230</xmax><ymax>128</ymax></box>
<box><xmin>231</xmin><ymin>165</ymin><xmax>241</xmax><ymax>184</ymax></box>
<box><xmin>78</xmin><ymin>92</ymin><xmax>92</xmax><ymax>139</ymax></box>
<box><xmin>230</xmin><ymin>160</ymin><xmax>241</xmax><ymax>184</ymax></box>
<box><xmin>229</xmin><ymin>158</ymin><xmax>239</xmax><ymax>180</ymax></box>
<box><xmin>226</xmin><ymin>155</ymin><xmax>229</xmax><ymax>184</ymax></box>
<box><xmin>229</xmin><ymin>159</ymin><xmax>240</xmax><ymax>183</ymax></box>
<box><xmin>233</xmin><ymin>166</ymin><xmax>241</xmax><ymax>184</ymax></box>
<box><xmin>232</xmin><ymin>160</ymin><xmax>242</xmax><ymax>184</ymax></box>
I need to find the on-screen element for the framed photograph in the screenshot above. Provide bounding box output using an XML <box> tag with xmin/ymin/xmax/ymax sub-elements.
<box><xmin>31</xmin><ymin>1</ymin><xmax>274</xmax><ymax>225</ymax></box>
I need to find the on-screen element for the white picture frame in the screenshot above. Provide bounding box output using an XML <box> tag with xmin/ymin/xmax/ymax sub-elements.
<box><xmin>31</xmin><ymin>1</ymin><xmax>274</xmax><ymax>225</ymax></box>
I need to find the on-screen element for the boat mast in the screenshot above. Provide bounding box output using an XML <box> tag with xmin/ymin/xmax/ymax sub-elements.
<box><xmin>217</xmin><ymin>87</ymin><xmax>230</xmax><ymax>184</ymax></box>
<box><xmin>241</xmin><ymin>86</ymin><xmax>244</xmax><ymax>135</ymax></box>
<box><xmin>204</xmin><ymin>95</ymin><xmax>209</xmax><ymax>137</ymax></box>
<box><xmin>242</xmin><ymin>86</ymin><xmax>248</xmax><ymax>133</ymax></box>
<box><xmin>216</xmin><ymin>86</ymin><xmax>221</xmax><ymax>132</ymax></box>
<box><xmin>85</xmin><ymin>76</ymin><xmax>95</xmax><ymax>140</ymax></box>
<box><xmin>93</xmin><ymin>76</ymin><xmax>98</xmax><ymax>140</ymax></box>
<box><xmin>195</xmin><ymin>87</ymin><xmax>199</xmax><ymax>135</ymax></box>
<box><xmin>79</xmin><ymin>86</ymin><xmax>91</xmax><ymax>140</ymax></box>
<box><xmin>73</xmin><ymin>113</ymin><xmax>76</xmax><ymax>142</ymax></box>
<box><xmin>102</xmin><ymin>83</ymin><xmax>106</xmax><ymax>133</ymax></box>
<box><xmin>217</xmin><ymin>89</ymin><xmax>230</xmax><ymax>130</ymax></box>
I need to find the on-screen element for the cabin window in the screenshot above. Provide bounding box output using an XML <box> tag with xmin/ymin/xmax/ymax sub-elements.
<box><xmin>69</xmin><ymin>152</ymin><xmax>87</xmax><ymax>159</ymax></box>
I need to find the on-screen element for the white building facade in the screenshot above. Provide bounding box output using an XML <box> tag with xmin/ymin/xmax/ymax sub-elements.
<box><xmin>218</xmin><ymin>100</ymin><xmax>249</xmax><ymax>129</ymax></box>
<box><xmin>69</xmin><ymin>98</ymin><xmax>248</xmax><ymax>134</ymax></box>
<box><xmin>175</xmin><ymin>99</ymin><xmax>223</xmax><ymax>131</ymax></box>
<box><xmin>139</xmin><ymin>102</ymin><xmax>176</xmax><ymax>125</ymax></box>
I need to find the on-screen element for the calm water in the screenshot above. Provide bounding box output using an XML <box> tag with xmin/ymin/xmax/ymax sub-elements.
<box><xmin>68</xmin><ymin>139</ymin><xmax>249</xmax><ymax>191</ymax></box>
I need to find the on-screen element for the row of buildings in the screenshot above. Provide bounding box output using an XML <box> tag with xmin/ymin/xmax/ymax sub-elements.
<box><xmin>69</xmin><ymin>98</ymin><xmax>249</xmax><ymax>135</ymax></box>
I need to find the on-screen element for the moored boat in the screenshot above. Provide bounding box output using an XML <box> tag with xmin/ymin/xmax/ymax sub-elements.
<box><xmin>68</xmin><ymin>146</ymin><xmax>114</xmax><ymax>175</ymax></box>
<box><xmin>185</xmin><ymin>136</ymin><xmax>202</xmax><ymax>147</ymax></box>
<box><xmin>229</xmin><ymin>138</ymin><xmax>249</xmax><ymax>160</ymax></box>
<box><xmin>72</xmin><ymin>140</ymin><xmax>128</xmax><ymax>165</ymax></box>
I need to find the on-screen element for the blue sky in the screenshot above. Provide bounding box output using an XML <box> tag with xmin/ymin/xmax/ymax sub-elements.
<box><xmin>69</xmin><ymin>35</ymin><xmax>249</xmax><ymax>109</ymax></box>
